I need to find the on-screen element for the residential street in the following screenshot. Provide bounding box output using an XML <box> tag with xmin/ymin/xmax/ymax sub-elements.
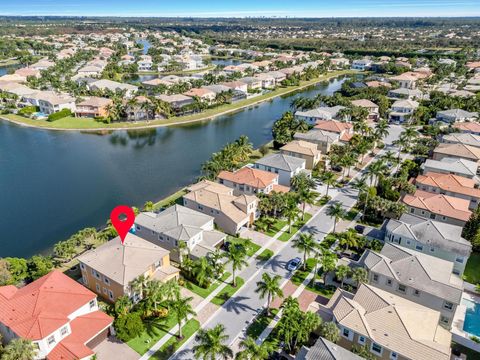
<box><xmin>171</xmin><ymin>125</ymin><xmax>403</xmax><ymax>360</ymax></box>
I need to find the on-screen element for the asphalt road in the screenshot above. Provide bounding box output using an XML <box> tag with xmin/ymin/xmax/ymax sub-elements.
<box><xmin>171</xmin><ymin>125</ymin><xmax>404</xmax><ymax>359</ymax></box>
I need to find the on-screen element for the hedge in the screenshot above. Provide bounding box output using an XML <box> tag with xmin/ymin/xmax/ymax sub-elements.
<box><xmin>47</xmin><ymin>109</ymin><xmax>72</xmax><ymax>122</ymax></box>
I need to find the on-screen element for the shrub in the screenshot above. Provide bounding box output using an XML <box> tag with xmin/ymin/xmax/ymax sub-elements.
<box><xmin>47</xmin><ymin>108</ymin><xmax>72</xmax><ymax>122</ymax></box>
<box><xmin>18</xmin><ymin>106</ymin><xmax>37</xmax><ymax>116</ymax></box>
<box><xmin>470</xmin><ymin>335</ymin><xmax>480</xmax><ymax>344</ymax></box>
<box><xmin>114</xmin><ymin>312</ymin><xmax>145</xmax><ymax>342</ymax></box>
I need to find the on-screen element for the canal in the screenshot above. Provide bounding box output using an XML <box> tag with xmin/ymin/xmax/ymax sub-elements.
<box><xmin>0</xmin><ymin>77</ymin><xmax>346</xmax><ymax>258</ymax></box>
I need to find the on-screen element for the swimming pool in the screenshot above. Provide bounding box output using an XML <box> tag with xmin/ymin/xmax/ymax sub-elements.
<box><xmin>463</xmin><ymin>298</ymin><xmax>480</xmax><ymax>337</ymax></box>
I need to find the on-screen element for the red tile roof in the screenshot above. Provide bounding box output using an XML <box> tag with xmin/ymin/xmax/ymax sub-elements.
<box><xmin>415</xmin><ymin>172</ymin><xmax>480</xmax><ymax>198</ymax></box>
<box><xmin>47</xmin><ymin>311</ymin><xmax>112</xmax><ymax>360</ymax></box>
<box><xmin>218</xmin><ymin>167</ymin><xmax>278</xmax><ymax>189</ymax></box>
<box><xmin>314</xmin><ymin>120</ymin><xmax>353</xmax><ymax>134</ymax></box>
<box><xmin>0</xmin><ymin>271</ymin><xmax>98</xmax><ymax>340</ymax></box>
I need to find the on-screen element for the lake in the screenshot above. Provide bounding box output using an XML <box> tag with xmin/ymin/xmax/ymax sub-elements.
<box><xmin>0</xmin><ymin>77</ymin><xmax>346</xmax><ymax>258</ymax></box>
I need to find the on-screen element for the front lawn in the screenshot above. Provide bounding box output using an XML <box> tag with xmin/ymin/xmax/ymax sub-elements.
<box><xmin>256</xmin><ymin>249</ymin><xmax>274</xmax><ymax>261</ymax></box>
<box><xmin>151</xmin><ymin>319</ymin><xmax>200</xmax><ymax>360</ymax></box>
<box><xmin>464</xmin><ymin>252</ymin><xmax>480</xmax><ymax>285</ymax></box>
<box><xmin>345</xmin><ymin>208</ymin><xmax>359</xmax><ymax>221</ymax></box>
<box><xmin>246</xmin><ymin>308</ymin><xmax>279</xmax><ymax>339</ymax></box>
<box><xmin>261</xmin><ymin>218</ymin><xmax>288</xmax><ymax>237</ymax></box>
<box><xmin>127</xmin><ymin>311</ymin><xmax>178</xmax><ymax>355</ymax></box>
<box><xmin>306</xmin><ymin>280</ymin><xmax>336</xmax><ymax>299</ymax></box>
<box><xmin>278</xmin><ymin>213</ymin><xmax>313</xmax><ymax>242</ymax></box>
<box><xmin>227</xmin><ymin>237</ymin><xmax>261</xmax><ymax>257</ymax></box>
<box><xmin>183</xmin><ymin>272</ymin><xmax>231</xmax><ymax>298</ymax></box>
<box><xmin>211</xmin><ymin>277</ymin><xmax>245</xmax><ymax>306</ymax></box>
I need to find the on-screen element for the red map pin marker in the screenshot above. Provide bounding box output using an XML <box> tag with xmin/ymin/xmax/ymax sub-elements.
<box><xmin>110</xmin><ymin>205</ymin><xmax>135</xmax><ymax>244</ymax></box>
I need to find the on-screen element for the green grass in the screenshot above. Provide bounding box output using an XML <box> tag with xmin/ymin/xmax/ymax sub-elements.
<box><xmin>1</xmin><ymin>70</ymin><xmax>357</xmax><ymax>131</ymax></box>
<box><xmin>153</xmin><ymin>188</ymin><xmax>187</xmax><ymax>210</ymax></box>
<box><xmin>183</xmin><ymin>272</ymin><xmax>231</xmax><ymax>298</ymax></box>
<box><xmin>150</xmin><ymin>319</ymin><xmax>200</xmax><ymax>360</ymax></box>
<box><xmin>345</xmin><ymin>209</ymin><xmax>359</xmax><ymax>221</ymax></box>
<box><xmin>227</xmin><ymin>237</ymin><xmax>261</xmax><ymax>257</ymax></box>
<box><xmin>256</xmin><ymin>249</ymin><xmax>274</xmax><ymax>261</ymax></box>
<box><xmin>261</xmin><ymin>218</ymin><xmax>288</xmax><ymax>237</ymax></box>
<box><xmin>278</xmin><ymin>213</ymin><xmax>313</xmax><ymax>242</ymax></box>
<box><xmin>464</xmin><ymin>252</ymin><xmax>480</xmax><ymax>285</ymax></box>
<box><xmin>127</xmin><ymin>312</ymin><xmax>178</xmax><ymax>355</ymax></box>
<box><xmin>306</xmin><ymin>280</ymin><xmax>336</xmax><ymax>299</ymax></box>
<box><xmin>316</xmin><ymin>195</ymin><xmax>331</xmax><ymax>206</ymax></box>
<box><xmin>246</xmin><ymin>308</ymin><xmax>279</xmax><ymax>339</ymax></box>
<box><xmin>211</xmin><ymin>276</ymin><xmax>245</xmax><ymax>306</ymax></box>
<box><xmin>291</xmin><ymin>258</ymin><xmax>317</xmax><ymax>286</ymax></box>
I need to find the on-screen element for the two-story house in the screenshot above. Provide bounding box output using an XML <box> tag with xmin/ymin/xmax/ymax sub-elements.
<box><xmin>384</xmin><ymin>213</ymin><xmax>472</xmax><ymax>275</ymax></box>
<box><xmin>421</xmin><ymin>157</ymin><xmax>478</xmax><ymax>179</ymax></box>
<box><xmin>432</xmin><ymin>143</ymin><xmax>480</xmax><ymax>173</ymax></box>
<box><xmin>218</xmin><ymin>166</ymin><xmax>287</xmax><ymax>195</ymax></box>
<box><xmin>401</xmin><ymin>190</ymin><xmax>472</xmax><ymax>227</ymax></box>
<box><xmin>280</xmin><ymin>140</ymin><xmax>322</xmax><ymax>170</ymax></box>
<box><xmin>357</xmin><ymin>243</ymin><xmax>463</xmax><ymax>328</ymax></box>
<box><xmin>388</xmin><ymin>99</ymin><xmax>419</xmax><ymax>123</ymax></box>
<box><xmin>134</xmin><ymin>205</ymin><xmax>226</xmax><ymax>262</ymax></box>
<box><xmin>75</xmin><ymin>97</ymin><xmax>113</xmax><ymax>118</ymax></box>
<box><xmin>254</xmin><ymin>153</ymin><xmax>307</xmax><ymax>186</ymax></box>
<box><xmin>313</xmin><ymin>119</ymin><xmax>354</xmax><ymax>143</ymax></box>
<box><xmin>183</xmin><ymin>180</ymin><xmax>258</xmax><ymax>235</ymax></box>
<box><xmin>319</xmin><ymin>284</ymin><xmax>451</xmax><ymax>360</ymax></box>
<box><xmin>37</xmin><ymin>92</ymin><xmax>76</xmax><ymax>115</ymax></box>
<box><xmin>78</xmin><ymin>234</ymin><xmax>180</xmax><ymax>303</ymax></box>
<box><xmin>442</xmin><ymin>132</ymin><xmax>480</xmax><ymax>149</ymax></box>
<box><xmin>350</xmin><ymin>99</ymin><xmax>380</xmax><ymax>122</ymax></box>
<box><xmin>413</xmin><ymin>172</ymin><xmax>480</xmax><ymax>210</ymax></box>
<box><xmin>295</xmin><ymin>106</ymin><xmax>347</xmax><ymax>126</ymax></box>
<box><xmin>293</xmin><ymin>129</ymin><xmax>340</xmax><ymax>154</ymax></box>
<box><xmin>0</xmin><ymin>270</ymin><xmax>113</xmax><ymax>360</ymax></box>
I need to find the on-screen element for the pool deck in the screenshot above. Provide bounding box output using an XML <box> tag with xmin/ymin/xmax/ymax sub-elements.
<box><xmin>452</xmin><ymin>292</ymin><xmax>480</xmax><ymax>352</ymax></box>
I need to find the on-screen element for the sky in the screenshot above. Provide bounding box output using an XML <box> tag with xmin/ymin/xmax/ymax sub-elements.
<box><xmin>2</xmin><ymin>0</ymin><xmax>480</xmax><ymax>17</ymax></box>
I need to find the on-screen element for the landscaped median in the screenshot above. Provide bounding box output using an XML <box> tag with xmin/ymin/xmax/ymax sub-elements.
<box><xmin>150</xmin><ymin>319</ymin><xmax>200</xmax><ymax>360</ymax></box>
<box><xmin>0</xmin><ymin>70</ymin><xmax>356</xmax><ymax>131</ymax></box>
<box><xmin>211</xmin><ymin>276</ymin><xmax>245</xmax><ymax>305</ymax></box>
<box><xmin>246</xmin><ymin>308</ymin><xmax>279</xmax><ymax>339</ymax></box>
<box><xmin>183</xmin><ymin>272</ymin><xmax>231</xmax><ymax>298</ymax></box>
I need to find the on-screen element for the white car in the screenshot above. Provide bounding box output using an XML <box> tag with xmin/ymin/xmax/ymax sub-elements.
<box><xmin>286</xmin><ymin>257</ymin><xmax>302</xmax><ymax>272</ymax></box>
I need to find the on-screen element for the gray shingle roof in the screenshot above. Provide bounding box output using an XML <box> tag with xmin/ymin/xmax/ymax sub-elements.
<box><xmin>358</xmin><ymin>243</ymin><xmax>463</xmax><ymax>303</ymax></box>
<box><xmin>386</xmin><ymin>214</ymin><xmax>471</xmax><ymax>256</ymax></box>
<box><xmin>421</xmin><ymin>157</ymin><xmax>477</xmax><ymax>177</ymax></box>
<box><xmin>296</xmin><ymin>337</ymin><xmax>363</xmax><ymax>360</ymax></box>
<box><xmin>255</xmin><ymin>153</ymin><xmax>305</xmax><ymax>172</ymax></box>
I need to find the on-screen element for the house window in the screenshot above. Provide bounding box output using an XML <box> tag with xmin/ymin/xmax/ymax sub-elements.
<box><xmin>406</xmin><ymin>240</ymin><xmax>411</xmax><ymax>245</ymax></box>
<box><xmin>372</xmin><ymin>274</ymin><xmax>379</xmax><ymax>282</ymax></box>
<box><xmin>456</xmin><ymin>256</ymin><xmax>464</xmax><ymax>264</ymax></box>
<box><xmin>159</xmin><ymin>235</ymin><xmax>164</xmax><ymax>240</ymax></box>
<box><xmin>342</xmin><ymin>328</ymin><xmax>351</xmax><ymax>340</ymax></box>
<box><xmin>109</xmin><ymin>290</ymin><xmax>114</xmax><ymax>300</ymax></box>
<box><xmin>453</xmin><ymin>269</ymin><xmax>460</xmax><ymax>276</ymax></box>
<box><xmin>415</xmin><ymin>245</ymin><xmax>423</xmax><ymax>251</ymax></box>
<box><xmin>104</xmin><ymin>277</ymin><xmax>110</xmax><ymax>285</ymax></box>
<box><xmin>421</xmin><ymin>210</ymin><xmax>425</xmax><ymax>215</ymax></box>
<box><xmin>358</xmin><ymin>336</ymin><xmax>366</xmax><ymax>345</ymax></box>
<box><xmin>371</xmin><ymin>343</ymin><xmax>383</xmax><ymax>355</ymax></box>
<box><xmin>89</xmin><ymin>300</ymin><xmax>96</xmax><ymax>309</ymax></box>
<box><xmin>136</xmin><ymin>225</ymin><xmax>141</xmax><ymax>231</ymax></box>
<box><xmin>80</xmin><ymin>263</ymin><xmax>85</xmax><ymax>271</ymax></box>
<box><xmin>96</xmin><ymin>284</ymin><xmax>100</xmax><ymax>292</ymax></box>
<box><xmin>430</xmin><ymin>247</ymin><xmax>435</xmax><ymax>252</ymax></box>
<box><xmin>198</xmin><ymin>205</ymin><xmax>204</xmax><ymax>211</ymax></box>
<box><xmin>440</xmin><ymin>316</ymin><xmax>449</xmax><ymax>324</ymax></box>
<box><xmin>33</xmin><ymin>342</ymin><xmax>40</xmax><ymax>351</ymax></box>
<box><xmin>390</xmin><ymin>352</ymin><xmax>398</xmax><ymax>360</ymax></box>
<box><xmin>103</xmin><ymin>287</ymin><xmax>108</xmax><ymax>294</ymax></box>
<box><xmin>48</xmin><ymin>336</ymin><xmax>56</xmax><ymax>346</ymax></box>
<box><xmin>410</xmin><ymin>208</ymin><xmax>415</xmax><ymax>213</ymax></box>
<box><xmin>61</xmin><ymin>326</ymin><xmax>68</xmax><ymax>336</ymax></box>
<box><xmin>386</xmin><ymin>279</ymin><xmax>392</xmax><ymax>286</ymax></box>
<box><xmin>444</xmin><ymin>301</ymin><xmax>454</xmax><ymax>310</ymax></box>
<box><xmin>430</xmin><ymin>213</ymin><xmax>436</xmax><ymax>219</ymax></box>
<box><xmin>397</xmin><ymin>284</ymin><xmax>406</xmax><ymax>293</ymax></box>
<box><xmin>414</xmin><ymin>289</ymin><xmax>420</xmax><ymax>297</ymax></box>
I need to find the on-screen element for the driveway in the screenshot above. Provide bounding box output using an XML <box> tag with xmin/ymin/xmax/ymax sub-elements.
<box><xmin>94</xmin><ymin>336</ymin><xmax>140</xmax><ymax>360</ymax></box>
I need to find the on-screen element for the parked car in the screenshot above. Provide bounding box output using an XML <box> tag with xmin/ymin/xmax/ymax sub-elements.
<box><xmin>354</xmin><ymin>224</ymin><xmax>365</xmax><ymax>234</ymax></box>
<box><xmin>286</xmin><ymin>257</ymin><xmax>302</xmax><ymax>271</ymax></box>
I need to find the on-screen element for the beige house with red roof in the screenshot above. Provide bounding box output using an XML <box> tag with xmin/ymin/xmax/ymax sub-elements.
<box><xmin>0</xmin><ymin>270</ymin><xmax>113</xmax><ymax>360</ymax></box>
<box><xmin>280</xmin><ymin>140</ymin><xmax>322</xmax><ymax>169</ymax></box>
<box><xmin>454</xmin><ymin>122</ymin><xmax>480</xmax><ymax>135</ymax></box>
<box><xmin>183</xmin><ymin>88</ymin><xmax>216</xmax><ymax>103</ymax></box>
<box><xmin>314</xmin><ymin>119</ymin><xmax>354</xmax><ymax>143</ymax></box>
<box><xmin>75</xmin><ymin>97</ymin><xmax>113</xmax><ymax>118</ymax></box>
<box><xmin>402</xmin><ymin>190</ymin><xmax>472</xmax><ymax>226</ymax></box>
<box><xmin>414</xmin><ymin>172</ymin><xmax>480</xmax><ymax>210</ymax></box>
<box><xmin>218</xmin><ymin>166</ymin><xmax>288</xmax><ymax>195</ymax></box>
<box><xmin>183</xmin><ymin>180</ymin><xmax>258</xmax><ymax>235</ymax></box>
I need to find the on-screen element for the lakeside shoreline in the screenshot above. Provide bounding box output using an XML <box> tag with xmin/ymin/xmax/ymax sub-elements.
<box><xmin>0</xmin><ymin>70</ymin><xmax>355</xmax><ymax>132</ymax></box>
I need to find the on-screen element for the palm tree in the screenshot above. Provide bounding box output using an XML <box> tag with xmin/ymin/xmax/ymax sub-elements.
<box><xmin>351</xmin><ymin>177</ymin><xmax>369</xmax><ymax>220</ymax></box>
<box><xmin>114</xmin><ymin>295</ymin><xmax>133</xmax><ymax>317</ymax></box>
<box><xmin>193</xmin><ymin>324</ymin><xmax>233</xmax><ymax>360</ymax></box>
<box><xmin>322</xmin><ymin>171</ymin><xmax>336</xmax><ymax>198</ymax></box>
<box><xmin>320</xmin><ymin>249</ymin><xmax>337</xmax><ymax>284</ymax></box>
<box><xmin>2</xmin><ymin>338</ymin><xmax>37</xmax><ymax>360</ymax></box>
<box><xmin>236</xmin><ymin>337</ymin><xmax>276</xmax><ymax>360</ymax></box>
<box><xmin>192</xmin><ymin>257</ymin><xmax>214</xmax><ymax>288</ymax></box>
<box><xmin>130</xmin><ymin>274</ymin><xmax>149</xmax><ymax>300</ymax></box>
<box><xmin>351</xmin><ymin>267</ymin><xmax>368</xmax><ymax>289</ymax></box>
<box><xmin>283</xmin><ymin>200</ymin><xmax>300</xmax><ymax>234</ymax></box>
<box><xmin>319</xmin><ymin>321</ymin><xmax>340</xmax><ymax>343</ymax></box>
<box><xmin>364</xmin><ymin>160</ymin><xmax>388</xmax><ymax>187</ymax></box>
<box><xmin>170</xmin><ymin>293</ymin><xmax>196</xmax><ymax>339</ymax></box>
<box><xmin>339</xmin><ymin>229</ymin><xmax>359</xmax><ymax>251</ymax></box>
<box><xmin>335</xmin><ymin>264</ymin><xmax>351</xmax><ymax>289</ymax></box>
<box><xmin>224</xmin><ymin>244</ymin><xmax>248</xmax><ymax>287</ymax></box>
<box><xmin>326</xmin><ymin>202</ymin><xmax>346</xmax><ymax>233</ymax></box>
<box><xmin>177</xmin><ymin>240</ymin><xmax>189</xmax><ymax>268</ymax></box>
<box><xmin>298</xmin><ymin>189</ymin><xmax>317</xmax><ymax>220</ymax></box>
<box><xmin>255</xmin><ymin>272</ymin><xmax>284</xmax><ymax>315</ymax></box>
<box><xmin>374</xmin><ymin>119</ymin><xmax>390</xmax><ymax>141</ymax></box>
<box><xmin>292</xmin><ymin>233</ymin><xmax>317</xmax><ymax>270</ymax></box>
